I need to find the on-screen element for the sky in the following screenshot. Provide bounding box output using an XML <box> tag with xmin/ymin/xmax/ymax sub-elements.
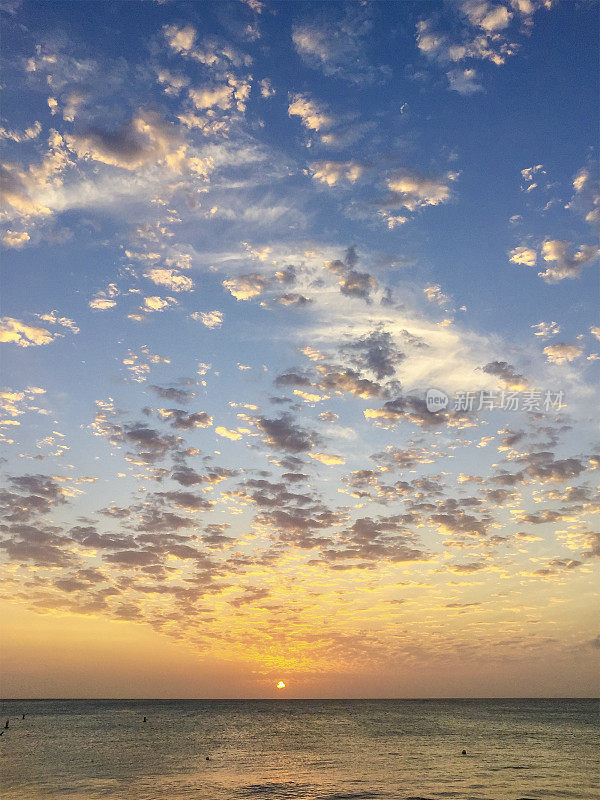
<box><xmin>0</xmin><ymin>0</ymin><xmax>599</xmax><ymax>699</ymax></box>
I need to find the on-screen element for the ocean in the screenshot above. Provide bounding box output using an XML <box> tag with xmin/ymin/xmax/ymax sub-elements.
<box><xmin>0</xmin><ymin>699</ymin><xmax>597</xmax><ymax>799</ymax></box>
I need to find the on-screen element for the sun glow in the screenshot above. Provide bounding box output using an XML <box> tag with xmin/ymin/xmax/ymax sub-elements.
<box><xmin>276</xmin><ymin>681</ymin><xmax>286</xmax><ymax>690</ymax></box>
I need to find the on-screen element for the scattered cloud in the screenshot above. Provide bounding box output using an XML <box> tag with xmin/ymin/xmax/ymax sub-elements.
<box><xmin>543</xmin><ymin>343</ymin><xmax>583</xmax><ymax>365</ymax></box>
<box><xmin>539</xmin><ymin>240</ymin><xmax>599</xmax><ymax>283</ymax></box>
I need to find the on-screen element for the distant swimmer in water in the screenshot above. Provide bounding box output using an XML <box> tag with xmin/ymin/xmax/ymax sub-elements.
<box><xmin>4</xmin><ymin>720</ymin><xmax>8</xmax><ymax>730</ymax></box>
<box><xmin>462</xmin><ymin>750</ymin><xmax>467</xmax><ymax>755</ymax></box>
<box><xmin>22</xmin><ymin>714</ymin><xmax>25</xmax><ymax>720</ymax></box>
<box><xmin>206</xmin><ymin>756</ymin><xmax>211</xmax><ymax>761</ymax></box>
<box><xmin>143</xmin><ymin>717</ymin><xmax>147</xmax><ymax>722</ymax></box>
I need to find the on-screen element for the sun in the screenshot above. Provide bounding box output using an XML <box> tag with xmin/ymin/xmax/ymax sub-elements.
<box><xmin>276</xmin><ymin>680</ymin><xmax>286</xmax><ymax>690</ymax></box>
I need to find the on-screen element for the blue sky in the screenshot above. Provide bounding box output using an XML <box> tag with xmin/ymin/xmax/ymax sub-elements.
<box><xmin>1</xmin><ymin>0</ymin><xmax>599</xmax><ymax>697</ymax></box>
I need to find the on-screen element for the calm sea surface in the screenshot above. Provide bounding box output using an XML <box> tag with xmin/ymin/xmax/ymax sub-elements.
<box><xmin>0</xmin><ymin>699</ymin><xmax>597</xmax><ymax>800</ymax></box>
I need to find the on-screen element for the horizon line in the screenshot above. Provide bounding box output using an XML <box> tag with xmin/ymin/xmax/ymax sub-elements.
<box><xmin>2</xmin><ymin>696</ymin><xmax>599</xmax><ymax>702</ymax></box>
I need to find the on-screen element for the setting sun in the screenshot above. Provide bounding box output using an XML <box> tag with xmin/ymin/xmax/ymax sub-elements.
<box><xmin>276</xmin><ymin>681</ymin><xmax>286</xmax><ymax>690</ymax></box>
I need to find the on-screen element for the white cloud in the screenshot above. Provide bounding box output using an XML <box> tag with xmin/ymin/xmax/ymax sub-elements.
<box><xmin>531</xmin><ymin>321</ymin><xmax>560</xmax><ymax>340</ymax></box>
<box><xmin>0</xmin><ymin>121</ymin><xmax>42</xmax><ymax>142</ymax></box>
<box><xmin>567</xmin><ymin>165</ymin><xmax>600</xmax><ymax>230</ymax></box>
<box><xmin>163</xmin><ymin>24</ymin><xmax>251</xmax><ymax>67</ymax></box>
<box><xmin>164</xmin><ymin>24</ymin><xmax>196</xmax><ymax>53</ymax></box>
<box><xmin>35</xmin><ymin>311</ymin><xmax>79</xmax><ymax>334</ymax></box>
<box><xmin>291</xmin><ymin>6</ymin><xmax>377</xmax><ymax>83</ymax></box>
<box><xmin>144</xmin><ymin>268</ymin><xmax>194</xmax><ymax>292</ymax></box>
<box><xmin>89</xmin><ymin>284</ymin><xmax>119</xmax><ymax>311</ymax></box>
<box><xmin>424</xmin><ymin>283</ymin><xmax>452</xmax><ymax>308</ymax></box>
<box><xmin>190</xmin><ymin>310</ymin><xmax>224</xmax><ymax>329</ymax></box>
<box><xmin>188</xmin><ymin>85</ymin><xmax>234</xmax><ymax>111</ymax></box>
<box><xmin>461</xmin><ymin>1</ymin><xmax>512</xmax><ymax>32</ymax></box>
<box><xmin>215</xmin><ymin>425</ymin><xmax>243</xmax><ymax>440</ymax></box>
<box><xmin>539</xmin><ymin>240</ymin><xmax>599</xmax><ymax>283</ymax></box>
<box><xmin>521</xmin><ymin>164</ymin><xmax>545</xmax><ymax>182</ymax></box>
<box><xmin>288</xmin><ymin>93</ymin><xmax>334</xmax><ymax>132</ymax></box>
<box><xmin>309</xmin><ymin>452</ymin><xmax>345</xmax><ymax>466</ymax></box>
<box><xmin>308</xmin><ymin>160</ymin><xmax>364</xmax><ymax>186</ymax></box>
<box><xmin>509</xmin><ymin>245</ymin><xmax>537</xmax><ymax>266</ymax></box>
<box><xmin>142</xmin><ymin>296</ymin><xmax>177</xmax><ymax>312</ymax></box>
<box><xmin>156</xmin><ymin>69</ymin><xmax>190</xmax><ymax>96</ymax></box>
<box><xmin>446</xmin><ymin>68</ymin><xmax>483</xmax><ymax>94</ymax></box>
<box><xmin>260</xmin><ymin>78</ymin><xmax>275</xmax><ymax>98</ymax></box>
<box><xmin>65</xmin><ymin>111</ymin><xmax>185</xmax><ymax>172</ymax></box>
<box><xmin>0</xmin><ymin>317</ymin><xmax>58</xmax><ymax>347</ymax></box>
<box><xmin>1</xmin><ymin>230</ymin><xmax>30</xmax><ymax>249</ymax></box>
<box><xmin>222</xmin><ymin>273</ymin><xmax>269</xmax><ymax>300</ymax></box>
<box><xmin>543</xmin><ymin>343</ymin><xmax>583</xmax><ymax>365</ymax></box>
<box><xmin>385</xmin><ymin>170</ymin><xmax>453</xmax><ymax>211</ymax></box>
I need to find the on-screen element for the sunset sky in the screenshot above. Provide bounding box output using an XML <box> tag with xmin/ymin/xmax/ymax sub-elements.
<box><xmin>1</xmin><ymin>0</ymin><xmax>599</xmax><ymax>699</ymax></box>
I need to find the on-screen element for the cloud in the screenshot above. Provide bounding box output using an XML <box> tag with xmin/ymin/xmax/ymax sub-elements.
<box><xmin>89</xmin><ymin>283</ymin><xmax>119</xmax><ymax>310</ymax></box>
<box><xmin>1</xmin><ymin>230</ymin><xmax>30</xmax><ymax>249</ymax></box>
<box><xmin>122</xmin><ymin>346</ymin><xmax>170</xmax><ymax>382</ymax></box>
<box><xmin>215</xmin><ymin>426</ymin><xmax>243</xmax><ymax>441</ymax></box>
<box><xmin>273</xmin><ymin>293</ymin><xmax>313</xmax><ymax>307</ymax></box>
<box><xmin>308</xmin><ymin>160</ymin><xmax>364</xmax><ymax>186</ymax></box>
<box><xmin>461</xmin><ymin>1</ymin><xmax>512</xmax><ymax>32</ymax></box>
<box><xmin>521</xmin><ymin>163</ymin><xmax>545</xmax><ymax>183</ymax></box>
<box><xmin>260</xmin><ymin>78</ymin><xmax>275</xmax><ymax>98</ymax></box>
<box><xmin>35</xmin><ymin>311</ymin><xmax>79</xmax><ymax>334</ymax></box>
<box><xmin>339</xmin><ymin>269</ymin><xmax>378</xmax><ymax>301</ymax></box>
<box><xmin>424</xmin><ymin>283</ymin><xmax>452</xmax><ymax>308</ymax></box>
<box><xmin>137</xmin><ymin>296</ymin><xmax>178</xmax><ymax>314</ymax></box>
<box><xmin>149</xmin><ymin>385</ymin><xmax>194</xmax><ymax>404</ymax></box>
<box><xmin>416</xmin><ymin>0</ymin><xmax>547</xmax><ymax>92</ymax></box>
<box><xmin>164</xmin><ymin>24</ymin><xmax>197</xmax><ymax>55</ymax></box>
<box><xmin>509</xmin><ymin>245</ymin><xmax>537</xmax><ymax>266</ymax></box>
<box><xmin>0</xmin><ymin>317</ymin><xmax>59</xmax><ymax>347</ymax></box>
<box><xmin>0</xmin><ymin>121</ymin><xmax>42</xmax><ymax>142</ymax></box>
<box><xmin>0</xmin><ymin>386</ymin><xmax>46</xmax><ymax>419</ymax></box>
<box><xmin>223</xmin><ymin>273</ymin><xmax>269</xmax><ymax>300</ymax></box>
<box><xmin>342</xmin><ymin>330</ymin><xmax>404</xmax><ymax>380</ymax></box>
<box><xmin>106</xmin><ymin>421</ymin><xmax>183</xmax><ymax>465</ymax></box>
<box><xmin>288</xmin><ymin>93</ymin><xmax>334</xmax><ymax>132</ymax></box>
<box><xmin>539</xmin><ymin>240</ymin><xmax>599</xmax><ymax>283</ymax></box>
<box><xmin>567</xmin><ymin>164</ymin><xmax>599</xmax><ymax>230</ymax></box>
<box><xmin>163</xmin><ymin>24</ymin><xmax>251</xmax><ymax>67</ymax></box>
<box><xmin>188</xmin><ymin>85</ymin><xmax>234</xmax><ymax>111</ymax></box>
<box><xmin>144</xmin><ymin>268</ymin><xmax>194</xmax><ymax>292</ymax></box>
<box><xmin>446</xmin><ymin>68</ymin><xmax>483</xmax><ymax>94</ymax></box>
<box><xmin>322</xmin><ymin>247</ymin><xmax>379</xmax><ymax>303</ymax></box>
<box><xmin>156</xmin><ymin>409</ymin><xmax>213</xmax><ymax>429</ymax></box>
<box><xmin>384</xmin><ymin>170</ymin><xmax>454</xmax><ymax>212</ymax></box>
<box><xmin>156</xmin><ymin>68</ymin><xmax>190</xmax><ymax>96</ymax></box>
<box><xmin>482</xmin><ymin>361</ymin><xmax>527</xmax><ymax>390</ymax></box>
<box><xmin>0</xmin><ymin>132</ymin><xmax>72</xmax><ymax>218</ymax></box>
<box><xmin>372</xmin><ymin>443</ymin><xmax>443</xmax><ymax>470</ymax></box>
<box><xmin>190</xmin><ymin>310</ymin><xmax>224</xmax><ymax>329</ymax></box>
<box><xmin>65</xmin><ymin>111</ymin><xmax>185</xmax><ymax>172</ymax></box>
<box><xmin>531</xmin><ymin>321</ymin><xmax>559</xmax><ymax>340</ymax></box>
<box><xmin>291</xmin><ymin>5</ymin><xmax>379</xmax><ymax>83</ymax></box>
<box><xmin>309</xmin><ymin>452</ymin><xmax>345</xmax><ymax>466</ymax></box>
<box><xmin>255</xmin><ymin>414</ymin><xmax>314</xmax><ymax>453</ymax></box>
<box><xmin>543</xmin><ymin>343</ymin><xmax>583</xmax><ymax>365</ymax></box>
<box><xmin>447</xmin><ymin>561</ymin><xmax>487</xmax><ymax>574</ymax></box>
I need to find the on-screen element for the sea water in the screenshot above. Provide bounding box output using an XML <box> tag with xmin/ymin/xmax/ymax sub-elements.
<box><xmin>0</xmin><ymin>699</ymin><xmax>597</xmax><ymax>799</ymax></box>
